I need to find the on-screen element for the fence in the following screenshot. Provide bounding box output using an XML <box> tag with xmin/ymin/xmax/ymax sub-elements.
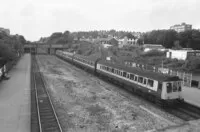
<box><xmin>124</xmin><ymin>61</ymin><xmax>192</xmax><ymax>87</ymax></box>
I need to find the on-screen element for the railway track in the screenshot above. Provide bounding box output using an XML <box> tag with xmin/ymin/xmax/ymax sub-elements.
<box><xmin>165</xmin><ymin>102</ymin><xmax>200</xmax><ymax>121</ymax></box>
<box><xmin>31</xmin><ymin>55</ymin><xmax>62</xmax><ymax>132</ymax></box>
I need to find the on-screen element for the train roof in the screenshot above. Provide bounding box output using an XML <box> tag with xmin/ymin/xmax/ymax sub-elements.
<box><xmin>98</xmin><ymin>60</ymin><xmax>181</xmax><ymax>82</ymax></box>
<box><xmin>74</xmin><ymin>54</ymin><xmax>99</xmax><ymax>62</ymax></box>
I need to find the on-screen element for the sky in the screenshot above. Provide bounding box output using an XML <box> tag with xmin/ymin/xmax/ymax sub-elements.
<box><xmin>0</xmin><ymin>0</ymin><xmax>200</xmax><ymax>41</ymax></box>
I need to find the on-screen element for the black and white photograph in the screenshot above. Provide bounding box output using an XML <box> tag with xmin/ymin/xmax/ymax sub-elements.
<box><xmin>0</xmin><ymin>0</ymin><xmax>200</xmax><ymax>132</ymax></box>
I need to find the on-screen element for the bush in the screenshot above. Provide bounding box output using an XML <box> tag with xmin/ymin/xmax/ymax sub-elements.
<box><xmin>184</xmin><ymin>56</ymin><xmax>200</xmax><ymax>72</ymax></box>
<box><xmin>0</xmin><ymin>43</ymin><xmax>16</xmax><ymax>61</ymax></box>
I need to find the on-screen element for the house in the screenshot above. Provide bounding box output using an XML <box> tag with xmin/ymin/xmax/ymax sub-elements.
<box><xmin>95</xmin><ymin>37</ymin><xmax>119</xmax><ymax>47</ymax></box>
<box><xmin>143</xmin><ymin>44</ymin><xmax>165</xmax><ymax>52</ymax></box>
<box><xmin>118</xmin><ymin>36</ymin><xmax>137</xmax><ymax>48</ymax></box>
<box><xmin>166</xmin><ymin>49</ymin><xmax>200</xmax><ymax>60</ymax></box>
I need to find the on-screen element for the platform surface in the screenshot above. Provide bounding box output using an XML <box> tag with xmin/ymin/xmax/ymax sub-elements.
<box><xmin>183</xmin><ymin>86</ymin><xmax>200</xmax><ymax>107</ymax></box>
<box><xmin>0</xmin><ymin>54</ymin><xmax>31</xmax><ymax>132</ymax></box>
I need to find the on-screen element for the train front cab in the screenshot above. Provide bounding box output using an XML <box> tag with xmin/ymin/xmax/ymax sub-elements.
<box><xmin>161</xmin><ymin>81</ymin><xmax>184</xmax><ymax>103</ymax></box>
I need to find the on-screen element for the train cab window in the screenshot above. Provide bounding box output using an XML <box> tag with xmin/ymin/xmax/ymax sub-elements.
<box><xmin>173</xmin><ymin>82</ymin><xmax>178</xmax><ymax>92</ymax></box>
<box><xmin>147</xmin><ymin>79</ymin><xmax>154</xmax><ymax>87</ymax></box>
<box><xmin>158</xmin><ymin>83</ymin><xmax>162</xmax><ymax>91</ymax></box>
<box><xmin>178</xmin><ymin>82</ymin><xmax>182</xmax><ymax>91</ymax></box>
<box><xmin>138</xmin><ymin>76</ymin><xmax>143</xmax><ymax>83</ymax></box>
<box><xmin>166</xmin><ymin>83</ymin><xmax>172</xmax><ymax>93</ymax></box>
<box><xmin>143</xmin><ymin>78</ymin><xmax>147</xmax><ymax>85</ymax></box>
<box><xmin>130</xmin><ymin>74</ymin><xmax>135</xmax><ymax>80</ymax></box>
<box><xmin>123</xmin><ymin>72</ymin><xmax>127</xmax><ymax>77</ymax></box>
<box><xmin>134</xmin><ymin>76</ymin><xmax>138</xmax><ymax>81</ymax></box>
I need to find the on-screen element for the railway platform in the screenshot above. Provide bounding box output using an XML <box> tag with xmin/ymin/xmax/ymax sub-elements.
<box><xmin>0</xmin><ymin>54</ymin><xmax>31</xmax><ymax>132</ymax></box>
<box><xmin>183</xmin><ymin>86</ymin><xmax>200</xmax><ymax>107</ymax></box>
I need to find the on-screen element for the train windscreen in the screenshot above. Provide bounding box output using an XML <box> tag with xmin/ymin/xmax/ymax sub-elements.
<box><xmin>166</xmin><ymin>81</ymin><xmax>182</xmax><ymax>93</ymax></box>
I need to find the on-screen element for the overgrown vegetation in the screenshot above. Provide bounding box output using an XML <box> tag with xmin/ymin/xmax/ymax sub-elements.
<box><xmin>0</xmin><ymin>31</ymin><xmax>26</xmax><ymax>61</ymax></box>
<box><xmin>139</xmin><ymin>29</ymin><xmax>200</xmax><ymax>49</ymax></box>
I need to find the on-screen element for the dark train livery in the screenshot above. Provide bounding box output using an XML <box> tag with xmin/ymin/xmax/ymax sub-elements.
<box><xmin>56</xmin><ymin>50</ymin><xmax>184</xmax><ymax>105</ymax></box>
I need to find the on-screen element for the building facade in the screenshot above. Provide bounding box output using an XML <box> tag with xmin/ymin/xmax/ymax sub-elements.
<box><xmin>170</xmin><ymin>22</ymin><xmax>192</xmax><ymax>32</ymax></box>
<box><xmin>166</xmin><ymin>49</ymin><xmax>200</xmax><ymax>60</ymax></box>
<box><xmin>118</xmin><ymin>36</ymin><xmax>137</xmax><ymax>48</ymax></box>
<box><xmin>143</xmin><ymin>44</ymin><xmax>166</xmax><ymax>52</ymax></box>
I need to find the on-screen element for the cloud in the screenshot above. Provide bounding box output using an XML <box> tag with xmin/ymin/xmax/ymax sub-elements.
<box><xmin>20</xmin><ymin>3</ymin><xmax>35</xmax><ymax>17</ymax></box>
<box><xmin>0</xmin><ymin>0</ymin><xmax>200</xmax><ymax>41</ymax></box>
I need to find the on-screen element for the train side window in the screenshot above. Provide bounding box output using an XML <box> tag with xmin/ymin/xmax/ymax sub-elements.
<box><xmin>109</xmin><ymin>67</ymin><xmax>112</xmax><ymax>72</ymax></box>
<box><xmin>111</xmin><ymin>68</ymin><xmax>114</xmax><ymax>73</ymax></box>
<box><xmin>143</xmin><ymin>78</ymin><xmax>147</xmax><ymax>85</ymax></box>
<box><xmin>130</xmin><ymin>74</ymin><xmax>135</xmax><ymax>80</ymax></box>
<box><xmin>123</xmin><ymin>72</ymin><xmax>127</xmax><ymax>77</ymax></box>
<box><xmin>120</xmin><ymin>71</ymin><xmax>122</xmax><ymax>76</ymax></box>
<box><xmin>166</xmin><ymin>83</ymin><xmax>172</xmax><ymax>93</ymax></box>
<box><xmin>134</xmin><ymin>76</ymin><xmax>138</xmax><ymax>81</ymax></box>
<box><xmin>138</xmin><ymin>76</ymin><xmax>143</xmax><ymax>83</ymax></box>
<box><xmin>147</xmin><ymin>79</ymin><xmax>154</xmax><ymax>87</ymax></box>
<box><xmin>127</xmin><ymin>73</ymin><xmax>130</xmax><ymax>79</ymax></box>
<box><xmin>173</xmin><ymin>82</ymin><xmax>178</xmax><ymax>92</ymax></box>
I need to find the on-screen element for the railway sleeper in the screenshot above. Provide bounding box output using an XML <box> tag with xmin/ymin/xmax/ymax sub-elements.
<box><xmin>41</xmin><ymin>114</ymin><xmax>55</xmax><ymax>118</ymax></box>
<box><xmin>42</xmin><ymin>123</ymin><xmax>59</xmax><ymax>128</ymax></box>
<box><xmin>44</xmin><ymin>128</ymin><xmax>60</xmax><ymax>132</ymax></box>
<box><xmin>41</xmin><ymin>118</ymin><xmax>58</xmax><ymax>122</ymax></box>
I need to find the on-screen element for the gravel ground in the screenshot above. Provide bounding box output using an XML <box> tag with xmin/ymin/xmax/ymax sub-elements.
<box><xmin>36</xmin><ymin>55</ymin><xmax>184</xmax><ymax>132</ymax></box>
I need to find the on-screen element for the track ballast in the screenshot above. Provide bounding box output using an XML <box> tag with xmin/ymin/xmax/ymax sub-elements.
<box><xmin>31</xmin><ymin>55</ymin><xmax>62</xmax><ymax>132</ymax></box>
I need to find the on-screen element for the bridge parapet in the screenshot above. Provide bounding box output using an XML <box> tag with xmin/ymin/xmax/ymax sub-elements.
<box><xmin>24</xmin><ymin>43</ymin><xmax>69</xmax><ymax>54</ymax></box>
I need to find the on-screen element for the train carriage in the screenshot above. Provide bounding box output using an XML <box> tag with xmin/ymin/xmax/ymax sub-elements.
<box><xmin>96</xmin><ymin>60</ymin><xmax>183</xmax><ymax>104</ymax></box>
<box><xmin>73</xmin><ymin>54</ymin><xmax>96</xmax><ymax>73</ymax></box>
<box><xmin>56</xmin><ymin>50</ymin><xmax>73</xmax><ymax>63</ymax></box>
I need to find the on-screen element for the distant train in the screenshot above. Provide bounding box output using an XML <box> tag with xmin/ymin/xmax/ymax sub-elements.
<box><xmin>0</xmin><ymin>60</ymin><xmax>7</xmax><ymax>81</ymax></box>
<box><xmin>56</xmin><ymin>50</ymin><xmax>184</xmax><ymax>106</ymax></box>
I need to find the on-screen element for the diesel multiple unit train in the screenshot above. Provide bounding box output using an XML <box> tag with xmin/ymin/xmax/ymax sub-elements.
<box><xmin>56</xmin><ymin>50</ymin><xmax>184</xmax><ymax>106</ymax></box>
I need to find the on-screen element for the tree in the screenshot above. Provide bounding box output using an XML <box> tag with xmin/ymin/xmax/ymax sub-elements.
<box><xmin>172</xmin><ymin>40</ymin><xmax>182</xmax><ymax>50</ymax></box>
